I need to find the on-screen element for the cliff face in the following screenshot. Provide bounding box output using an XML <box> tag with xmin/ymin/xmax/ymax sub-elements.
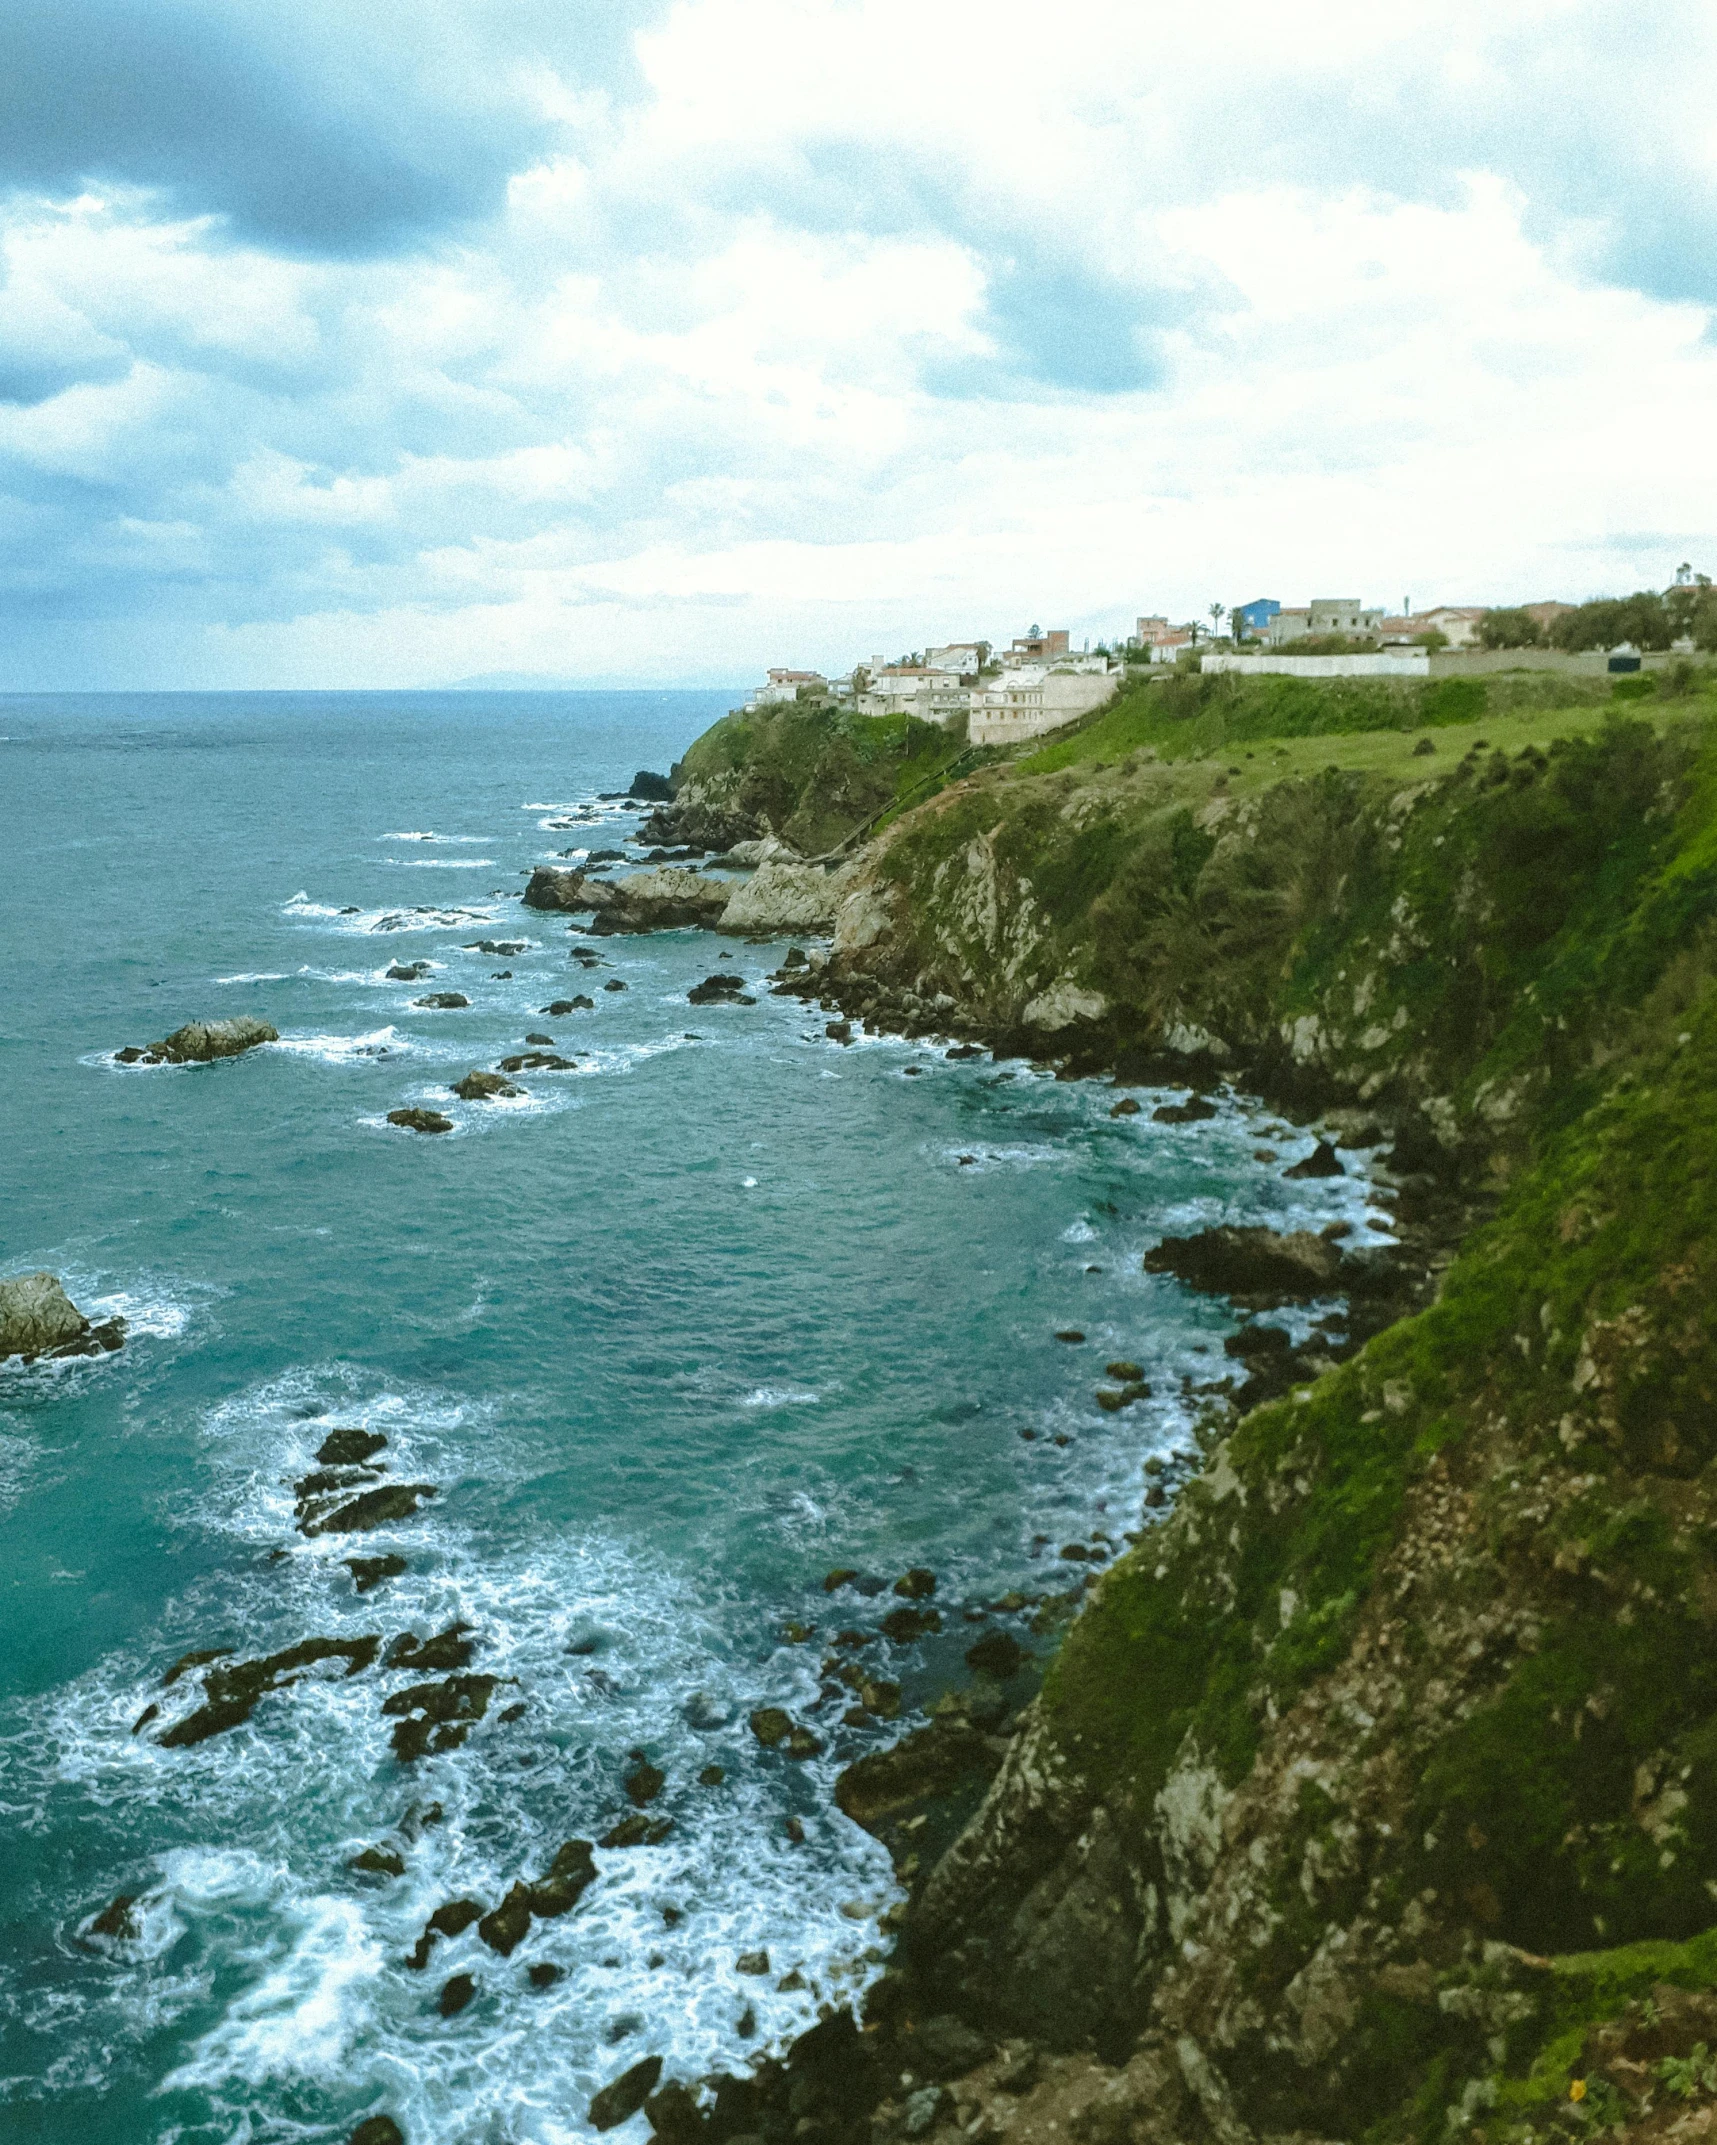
<box><xmin>795</xmin><ymin>700</ymin><xmax>1717</xmax><ymax>2140</ymax></box>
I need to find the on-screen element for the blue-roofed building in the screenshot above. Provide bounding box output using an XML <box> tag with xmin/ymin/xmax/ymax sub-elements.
<box><xmin>1233</xmin><ymin>597</ymin><xmax>1280</xmax><ymax>641</ymax></box>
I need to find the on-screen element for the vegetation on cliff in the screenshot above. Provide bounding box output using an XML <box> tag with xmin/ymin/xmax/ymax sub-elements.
<box><xmin>657</xmin><ymin>668</ymin><xmax>1717</xmax><ymax>2142</ymax></box>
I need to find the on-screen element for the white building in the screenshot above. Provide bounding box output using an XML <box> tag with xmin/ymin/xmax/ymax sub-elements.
<box><xmin>968</xmin><ymin>667</ymin><xmax>1117</xmax><ymax>746</ymax></box>
<box><xmin>747</xmin><ymin>668</ymin><xmax>827</xmax><ymax>708</ymax></box>
<box><xmin>922</xmin><ymin>642</ymin><xmax>988</xmax><ymax>675</ymax></box>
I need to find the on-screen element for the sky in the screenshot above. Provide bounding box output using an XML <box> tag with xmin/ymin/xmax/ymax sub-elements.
<box><xmin>1</xmin><ymin>0</ymin><xmax>1714</xmax><ymax>690</ymax></box>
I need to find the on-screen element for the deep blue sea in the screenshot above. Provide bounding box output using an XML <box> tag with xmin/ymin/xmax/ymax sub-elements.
<box><xmin>0</xmin><ymin>692</ymin><xmax>1383</xmax><ymax>2143</ymax></box>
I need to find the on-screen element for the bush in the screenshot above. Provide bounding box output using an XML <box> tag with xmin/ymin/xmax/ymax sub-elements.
<box><xmin>1477</xmin><ymin>607</ymin><xmax>1545</xmax><ymax>650</ymax></box>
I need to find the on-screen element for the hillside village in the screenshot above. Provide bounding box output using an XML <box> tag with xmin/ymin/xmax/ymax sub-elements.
<box><xmin>749</xmin><ymin>565</ymin><xmax>1717</xmax><ymax>745</ymax></box>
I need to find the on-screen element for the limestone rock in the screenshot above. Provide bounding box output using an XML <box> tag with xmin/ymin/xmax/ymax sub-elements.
<box><xmin>0</xmin><ymin>1271</ymin><xmax>114</xmax><ymax>1362</ymax></box>
<box><xmin>719</xmin><ymin>860</ymin><xmax>847</xmax><ymax>936</ymax></box>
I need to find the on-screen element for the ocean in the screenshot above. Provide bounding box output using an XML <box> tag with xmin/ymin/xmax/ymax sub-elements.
<box><xmin>0</xmin><ymin>691</ymin><xmax>1383</xmax><ymax>2142</ymax></box>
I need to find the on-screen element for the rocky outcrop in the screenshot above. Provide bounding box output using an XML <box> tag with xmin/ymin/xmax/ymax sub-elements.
<box><xmin>116</xmin><ymin>1016</ymin><xmax>277</xmax><ymax>1065</ymax></box>
<box><xmin>591</xmin><ymin>867</ymin><xmax>731</xmax><ymax>933</ymax></box>
<box><xmin>0</xmin><ymin>1272</ymin><xmax>125</xmax><ymax>1362</ymax></box>
<box><xmin>627</xmin><ymin>769</ymin><xmax>674</xmax><ymax>801</ymax></box>
<box><xmin>718</xmin><ymin>859</ymin><xmax>849</xmax><ymax>935</ymax></box>
<box><xmin>521</xmin><ymin>866</ymin><xmax>593</xmax><ymax>912</ymax></box>
<box><xmin>1143</xmin><ymin>1224</ymin><xmax>1396</xmax><ymax>1303</ymax></box>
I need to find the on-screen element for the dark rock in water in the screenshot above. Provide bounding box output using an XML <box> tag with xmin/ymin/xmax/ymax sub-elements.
<box><xmin>349</xmin><ymin>2120</ymin><xmax>405</xmax><ymax>2145</ymax></box>
<box><xmin>687</xmin><ymin>972</ymin><xmax>748</xmax><ymax>1004</ymax></box>
<box><xmin>0</xmin><ymin>1271</ymin><xmax>127</xmax><ymax>1363</ymax></box>
<box><xmin>835</xmin><ymin>1717</ymin><xmax>1002</xmax><ymax>1830</ymax></box>
<box><xmin>540</xmin><ymin>1000</ymin><xmax>581</xmax><ymax>1015</ymax></box>
<box><xmin>157</xmin><ymin>1635</ymin><xmax>381</xmax><ymax>1746</ymax></box>
<box><xmin>386</xmin><ymin>962</ymin><xmax>431</xmax><ymax>981</ymax></box>
<box><xmin>881</xmin><ymin>1605</ymin><xmax>941</xmax><ymax>1644</ymax></box>
<box><xmin>1153</xmin><ymin>1095</ymin><xmax>1218</xmax><ymax>1124</ymax></box>
<box><xmin>785</xmin><ymin>1727</ymin><xmax>823</xmax><ymax>1759</ymax></box>
<box><xmin>946</xmin><ymin>1043</ymin><xmax>983</xmax><ymax>1060</ymax></box>
<box><xmin>497</xmin><ymin>1052</ymin><xmax>575</xmax><ymax>1072</ymax></box>
<box><xmin>1284</xmin><ymin>1138</ymin><xmax>1345</xmax><ymax>1179</ymax></box>
<box><xmin>822</xmin><ymin>1567</ymin><xmax>860</xmax><ymax>1593</ymax></box>
<box><xmin>350</xmin><ymin>1845</ymin><xmax>406</xmax><ymax>1878</ymax></box>
<box><xmin>498</xmin><ymin>1701</ymin><xmax>526</xmax><ymax>1722</ymax></box>
<box><xmin>1054</xmin><ymin>1328</ymin><xmax>1085</xmax><ymax>1343</ymax></box>
<box><xmin>602</xmin><ymin>978</ymin><xmax>626</xmax><ymax>993</ymax></box>
<box><xmin>121</xmin><ymin>1016</ymin><xmax>278</xmax><ymax>1066</ymax></box>
<box><xmin>681</xmin><ymin>1689</ymin><xmax>729</xmax><ymax>1729</ymax></box>
<box><xmin>528</xmin><ymin>1962</ymin><xmax>562</xmax><ymax>1989</ymax></box>
<box><xmin>523</xmin><ymin>867</ymin><xmax>593</xmax><ymax>912</ymax></box>
<box><xmin>965</xmin><ymin>1630</ymin><xmax>1024</xmax><ymax>1680</ymax></box>
<box><xmin>1223</xmin><ymin>1322</ymin><xmax>1292</xmax><ymax>1360</ymax></box>
<box><xmin>783</xmin><ymin>947</ymin><xmax>809</xmax><ymax>969</ymax></box>
<box><xmin>162</xmin><ymin>1645</ymin><xmax>233</xmax><ymax>1686</ymax></box>
<box><xmin>749</xmin><ymin>1707</ymin><xmax>792</xmax><ymax>1748</ymax></box>
<box><xmin>384</xmin><ymin>1624</ymin><xmax>475</xmax><ymax>1673</ymax></box>
<box><xmin>526</xmin><ymin>1840</ymin><xmax>597</xmax><ymax>1923</ymax></box>
<box><xmin>381</xmin><ymin>1673</ymin><xmax>497</xmax><ymax>1762</ymax></box>
<box><xmin>387</xmin><ymin>1108</ymin><xmax>453</xmax><ymax>1135</ymax></box>
<box><xmin>477</xmin><ymin>1884</ymin><xmax>536</xmax><ymax>1956</ymax></box>
<box><xmin>736</xmin><ymin>1947</ymin><xmax>770</xmax><ymax>1975</ymax></box>
<box><xmin>413</xmin><ymin>992</ymin><xmax>469</xmax><ymax>1009</ymax></box>
<box><xmin>405</xmin><ymin>1898</ymin><xmax>484</xmax><ymax>1969</ymax></box>
<box><xmin>1106</xmin><ymin>1359</ymin><xmax>1145</xmax><ymax>1381</ymax></box>
<box><xmin>302</xmin><ymin>1483</ymin><xmax>437</xmax><ymax>1536</ymax></box>
<box><xmin>132</xmin><ymin>1703</ymin><xmax>159</xmax><ymax>1734</ymax></box>
<box><xmin>525</xmin><ymin>1032</ymin><xmax>555</xmax><ymax>1045</ymax></box>
<box><xmin>892</xmin><ymin>1568</ymin><xmax>936</xmax><ymax>1600</ymax></box>
<box><xmin>1143</xmin><ymin>1224</ymin><xmax>1387</xmax><ymax>1302</ymax></box>
<box><xmin>643</xmin><ymin>2080</ymin><xmax>703</xmax><ymax>2145</ymax></box>
<box><xmin>825</xmin><ymin>1019</ymin><xmax>853</xmax><ymax>1044</ymax></box>
<box><xmin>87</xmin><ymin>1893</ymin><xmax>140</xmax><ymax>1941</ymax></box>
<box><xmin>463</xmin><ymin>940</ymin><xmax>526</xmax><ymax>956</ymax></box>
<box><xmin>491</xmin><ymin>971</ymin><xmax>511</xmax><ymax>979</ymax></box>
<box><xmin>698</xmin><ymin>1764</ymin><xmax>725</xmax><ymax>1787</ymax></box>
<box><xmin>1109</xmin><ymin>1096</ymin><xmax>1141</xmax><ymax>1116</ymax></box>
<box><xmin>438</xmin><ymin>1972</ymin><xmax>476</xmax><ymax>2017</ymax></box>
<box><xmin>451</xmin><ymin>1070</ymin><xmax>521</xmax><ymax>1101</ymax></box>
<box><xmin>599</xmin><ymin>1813</ymin><xmax>674</xmax><ymax>1848</ymax></box>
<box><xmin>624</xmin><ymin>1754</ymin><xmax>665</xmax><ymax>1805</ymax></box>
<box><xmin>589</xmin><ymin>2056</ymin><xmax>664</xmax><ymax>2132</ymax></box>
<box><xmin>628</xmin><ymin>769</ymin><xmax>674</xmax><ymax>801</ymax></box>
<box><xmin>317</xmin><ymin>1428</ymin><xmax>388</xmax><ymax>1467</ymax></box>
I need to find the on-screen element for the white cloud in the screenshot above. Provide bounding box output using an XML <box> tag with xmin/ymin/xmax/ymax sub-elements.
<box><xmin>1</xmin><ymin>0</ymin><xmax>1714</xmax><ymax>686</ymax></box>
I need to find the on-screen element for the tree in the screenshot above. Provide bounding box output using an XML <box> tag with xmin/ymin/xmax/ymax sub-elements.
<box><xmin>1209</xmin><ymin>602</ymin><xmax>1227</xmax><ymax>639</ymax></box>
<box><xmin>1549</xmin><ymin>593</ymin><xmax>1673</xmax><ymax>653</ymax></box>
<box><xmin>1476</xmin><ymin>607</ymin><xmax>1544</xmax><ymax>650</ymax></box>
<box><xmin>1413</xmin><ymin>627</ymin><xmax>1450</xmax><ymax>651</ymax></box>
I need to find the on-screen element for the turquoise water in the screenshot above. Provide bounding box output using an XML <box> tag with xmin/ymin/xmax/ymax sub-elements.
<box><xmin>0</xmin><ymin>693</ymin><xmax>1382</xmax><ymax>2142</ymax></box>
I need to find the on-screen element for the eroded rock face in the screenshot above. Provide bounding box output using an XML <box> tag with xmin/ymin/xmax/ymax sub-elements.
<box><xmin>118</xmin><ymin>1016</ymin><xmax>278</xmax><ymax>1065</ymax></box>
<box><xmin>521</xmin><ymin>866</ymin><xmax>593</xmax><ymax>912</ymax></box>
<box><xmin>718</xmin><ymin>861</ymin><xmax>848</xmax><ymax>936</ymax></box>
<box><xmin>1143</xmin><ymin>1224</ymin><xmax>1393</xmax><ymax>1303</ymax></box>
<box><xmin>590</xmin><ymin>868</ymin><xmax>731</xmax><ymax>934</ymax></box>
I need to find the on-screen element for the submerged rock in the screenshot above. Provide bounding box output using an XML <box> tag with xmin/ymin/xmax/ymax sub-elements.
<box><xmin>624</xmin><ymin>1754</ymin><xmax>666</xmax><ymax>1805</ymax></box>
<box><xmin>120</xmin><ymin>1016</ymin><xmax>278</xmax><ymax>1066</ymax></box>
<box><xmin>0</xmin><ymin>1272</ymin><xmax>125</xmax><ymax>1363</ymax></box>
<box><xmin>157</xmin><ymin>1635</ymin><xmax>382</xmax><ymax>1746</ymax></box>
<box><xmin>348</xmin><ymin>2120</ymin><xmax>405</xmax><ymax>2145</ymax></box>
<box><xmin>496</xmin><ymin>1052</ymin><xmax>575</xmax><ymax>1072</ymax></box>
<box><xmin>387</xmin><ymin>1108</ymin><xmax>453</xmax><ymax>1135</ymax></box>
<box><xmin>965</xmin><ymin>1630</ymin><xmax>1025</xmax><ymax>1680</ymax></box>
<box><xmin>349</xmin><ymin>1845</ymin><xmax>406</xmax><ymax>1878</ymax></box>
<box><xmin>383</xmin><ymin>1624</ymin><xmax>475</xmax><ymax>1673</ymax></box>
<box><xmin>881</xmin><ymin>1605</ymin><xmax>941</xmax><ymax>1644</ymax></box>
<box><xmin>85</xmin><ymin>1893</ymin><xmax>141</xmax><ymax>1942</ymax></box>
<box><xmin>893</xmin><ymin>1568</ymin><xmax>937</xmax><ymax>1600</ymax></box>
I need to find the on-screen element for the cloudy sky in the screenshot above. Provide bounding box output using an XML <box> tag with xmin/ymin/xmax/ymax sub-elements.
<box><xmin>2</xmin><ymin>0</ymin><xmax>1714</xmax><ymax>689</ymax></box>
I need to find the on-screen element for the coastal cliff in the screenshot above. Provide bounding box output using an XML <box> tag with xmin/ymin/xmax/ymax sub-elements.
<box><xmin>661</xmin><ymin>673</ymin><xmax>1717</xmax><ymax>2143</ymax></box>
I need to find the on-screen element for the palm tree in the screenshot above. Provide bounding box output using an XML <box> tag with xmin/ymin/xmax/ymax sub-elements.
<box><xmin>1209</xmin><ymin>602</ymin><xmax>1227</xmax><ymax>639</ymax></box>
